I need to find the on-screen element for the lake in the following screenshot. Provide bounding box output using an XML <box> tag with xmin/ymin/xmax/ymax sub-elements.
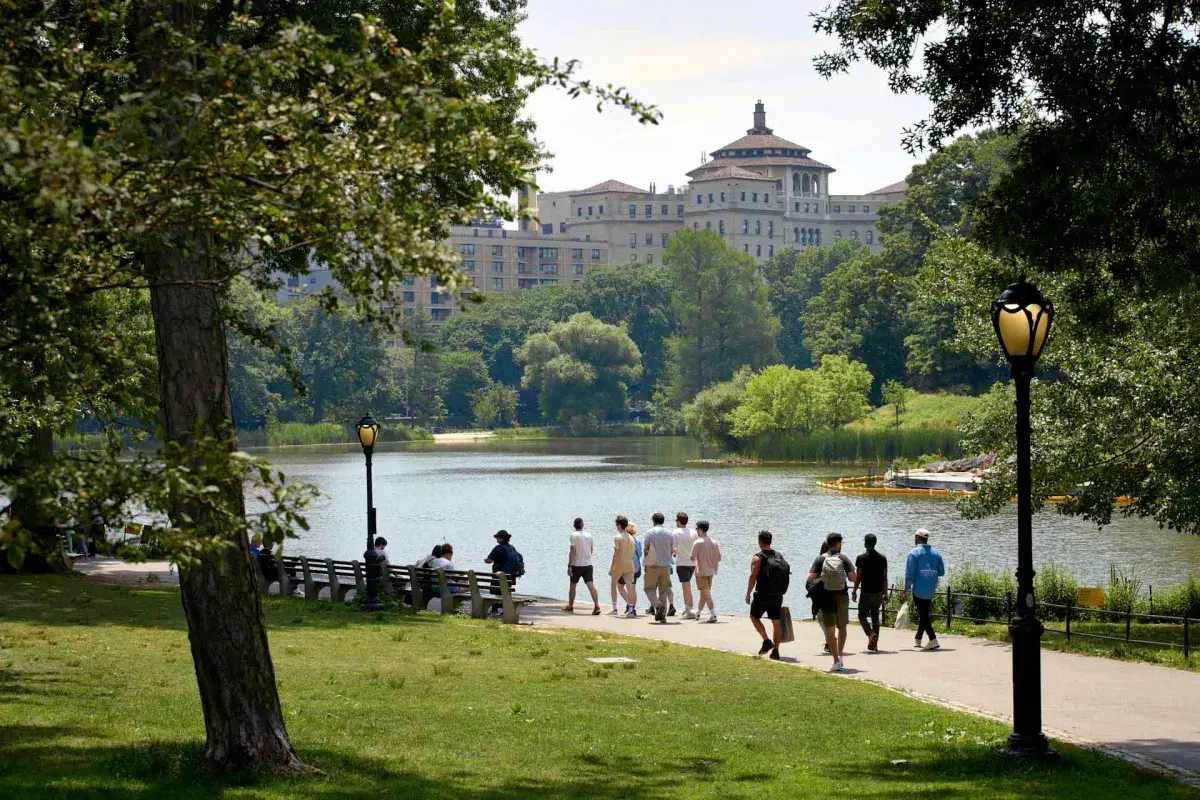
<box><xmin>258</xmin><ymin>437</ymin><xmax>1200</xmax><ymax>615</ymax></box>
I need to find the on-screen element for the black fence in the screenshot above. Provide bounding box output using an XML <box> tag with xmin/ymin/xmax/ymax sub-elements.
<box><xmin>862</xmin><ymin>586</ymin><xmax>1195</xmax><ymax>660</ymax></box>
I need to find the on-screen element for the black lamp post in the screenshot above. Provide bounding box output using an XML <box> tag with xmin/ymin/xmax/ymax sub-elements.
<box><xmin>991</xmin><ymin>276</ymin><xmax>1055</xmax><ymax>759</ymax></box>
<box><xmin>356</xmin><ymin>415</ymin><xmax>385</xmax><ymax>612</ymax></box>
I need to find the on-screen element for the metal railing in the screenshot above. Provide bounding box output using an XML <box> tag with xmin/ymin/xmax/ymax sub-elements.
<box><xmin>863</xmin><ymin>586</ymin><xmax>1195</xmax><ymax>659</ymax></box>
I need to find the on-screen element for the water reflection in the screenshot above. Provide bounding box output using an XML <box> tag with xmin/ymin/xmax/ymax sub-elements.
<box><xmin>256</xmin><ymin>437</ymin><xmax>1200</xmax><ymax>613</ymax></box>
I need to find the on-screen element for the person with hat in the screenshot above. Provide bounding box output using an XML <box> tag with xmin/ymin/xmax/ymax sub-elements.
<box><xmin>485</xmin><ymin>530</ymin><xmax>524</xmax><ymax>581</ymax></box>
<box><xmin>903</xmin><ymin>528</ymin><xmax>945</xmax><ymax>650</ymax></box>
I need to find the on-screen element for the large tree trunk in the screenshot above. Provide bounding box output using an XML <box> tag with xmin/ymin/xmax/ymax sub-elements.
<box><xmin>149</xmin><ymin>243</ymin><xmax>310</xmax><ymax>773</ymax></box>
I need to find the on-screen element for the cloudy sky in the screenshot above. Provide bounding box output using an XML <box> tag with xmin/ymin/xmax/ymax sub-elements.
<box><xmin>518</xmin><ymin>0</ymin><xmax>932</xmax><ymax>196</ymax></box>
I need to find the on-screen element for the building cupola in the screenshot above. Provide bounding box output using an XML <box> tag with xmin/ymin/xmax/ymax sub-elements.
<box><xmin>748</xmin><ymin>100</ymin><xmax>773</xmax><ymax>135</ymax></box>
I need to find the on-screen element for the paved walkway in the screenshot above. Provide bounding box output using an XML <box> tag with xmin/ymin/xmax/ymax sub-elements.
<box><xmin>524</xmin><ymin>606</ymin><xmax>1200</xmax><ymax>784</ymax></box>
<box><xmin>72</xmin><ymin>557</ymin><xmax>178</xmax><ymax>585</ymax></box>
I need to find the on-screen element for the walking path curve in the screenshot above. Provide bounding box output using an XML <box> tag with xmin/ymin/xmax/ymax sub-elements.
<box><xmin>524</xmin><ymin>605</ymin><xmax>1200</xmax><ymax>785</ymax></box>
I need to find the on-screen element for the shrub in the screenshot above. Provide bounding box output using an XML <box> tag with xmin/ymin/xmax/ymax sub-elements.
<box><xmin>1149</xmin><ymin>577</ymin><xmax>1200</xmax><ymax>619</ymax></box>
<box><xmin>1105</xmin><ymin>564</ymin><xmax>1143</xmax><ymax>614</ymax></box>
<box><xmin>1035</xmin><ymin>561</ymin><xmax>1079</xmax><ymax>619</ymax></box>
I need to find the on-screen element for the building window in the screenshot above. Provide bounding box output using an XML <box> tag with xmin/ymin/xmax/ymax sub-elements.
<box><xmin>492</xmin><ymin>261</ymin><xmax>504</xmax><ymax>274</ymax></box>
<box><xmin>645</xmin><ymin>233</ymin><xmax>653</xmax><ymax>245</ymax></box>
<box><xmin>559</xmin><ymin>222</ymin><xmax>567</xmax><ymax>233</ymax></box>
<box><xmin>693</xmin><ymin>222</ymin><xmax>699</xmax><ymax>229</ymax></box>
<box><xmin>833</xmin><ymin>205</ymin><xmax>841</xmax><ymax>213</ymax></box>
<box><xmin>491</xmin><ymin>245</ymin><xmax>503</xmax><ymax>256</ymax></box>
<box><xmin>463</xmin><ymin>259</ymin><xmax>475</xmax><ymax>272</ymax></box>
<box><xmin>769</xmin><ymin>245</ymin><xmax>774</xmax><ymax>257</ymax></box>
<box><xmin>708</xmin><ymin>193</ymin><xmax>714</xmax><ymax>203</ymax></box>
<box><xmin>587</xmin><ymin>206</ymin><xmax>593</xmax><ymax>216</ymax></box>
<box><xmin>767</xmin><ymin>221</ymin><xmax>774</xmax><ymax>238</ymax></box>
<box><xmin>539</xmin><ymin>247</ymin><xmax>559</xmax><ymax>259</ymax></box>
<box><xmin>646</xmin><ymin>253</ymin><xmax>654</xmax><ymax>264</ymax></box>
<box><xmin>572</xmin><ymin>248</ymin><xmax>583</xmax><ymax>260</ymax></box>
<box><xmin>812</xmin><ymin>175</ymin><xmax>820</xmax><ymax>194</ymax></box>
<box><xmin>630</xmin><ymin>253</ymin><xmax>637</xmax><ymax>262</ymax></box>
<box><xmin>804</xmin><ymin>203</ymin><xmax>810</xmax><ymax>213</ymax></box>
<box><xmin>403</xmin><ymin>277</ymin><xmax>415</xmax><ymax>287</ymax></box>
<box><xmin>718</xmin><ymin>220</ymin><xmax>725</xmax><ymax>234</ymax></box>
<box><xmin>742</xmin><ymin>219</ymin><xmax>749</xmax><ymax>234</ymax></box>
<box><xmin>676</xmin><ymin>204</ymin><xmax>684</xmax><ymax>215</ymax></box>
<box><xmin>851</xmin><ymin>230</ymin><xmax>859</xmax><ymax>240</ymax></box>
<box><xmin>765</xmin><ymin>193</ymin><xmax>770</xmax><ymax>204</ymax></box>
<box><xmin>802</xmin><ymin>174</ymin><xmax>810</xmax><ymax>194</ymax></box>
<box><xmin>645</xmin><ymin>204</ymin><xmax>652</xmax><ymax>217</ymax></box>
<box><xmin>492</xmin><ymin>277</ymin><xmax>504</xmax><ymax>290</ymax></box>
<box><xmin>741</xmin><ymin>191</ymin><xmax>746</xmax><ymax>201</ymax></box>
<box><xmin>459</xmin><ymin>243</ymin><xmax>475</xmax><ymax>255</ymax></box>
<box><xmin>834</xmin><ymin>230</ymin><xmax>842</xmax><ymax>239</ymax></box>
<box><xmin>598</xmin><ymin>205</ymin><xmax>604</xmax><ymax>214</ymax></box>
<box><xmin>591</xmin><ymin>248</ymin><xmax>601</xmax><ymax>261</ymax></box>
<box><xmin>541</xmin><ymin>223</ymin><xmax>553</xmax><ymax>235</ymax></box>
<box><xmin>795</xmin><ymin>202</ymin><xmax>801</xmax><ymax>212</ymax></box>
<box><xmin>696</xmin><ymin>195</ymin><xmax>702</xmax><ymax>205</ymax></box>
<box><xmin>755</xmin><ymin>220</ymin><xmax>761</xmax><ymax>235</ymax></box>
<box><xmin>720</xmin><ymin>192</ymin><xmax>726</xmax><ymax>202</ymax></box>
<box><xmin>577</xmin><ymin>207</ymin><xmax>583</xmax><ymax>217</ymax></box>
<box><xmin>585</xmin><ymin>234</ymin><xmax>590</xmax><ymax>241</ymax></box>
<box><xmin>743</xmin><ymin>244</ymin><xmax>749</xmax><ymax>253</ymax></box>
<box><xmin>574</xmin><ymin>263</ymin><xmax>584</xmax><ymax>275</ymax></box>
<box><xmin>431</xmin><ymin>291</ymin><xmax>441</xmax><ymax>305</ymax></box>
<box><xmin>629</xmin><ymin>233</ymin><xmax>637</xmax><ymax>247</ymax></box>
<box><xmin>472</xmin><ymin>228</ymin><xmax>478</xmax><ymax>237</ymax></box>
<box><xmin>816</xmin><ymin>229</ymin><xmax>822</xmax><ymax>245</ymax></box>
<box><xmin>752</xmin><ymin>192</ymin><xmax>758</xmax><ymax>202</ymax></box>
<box><xmin>540</xmin><ymin>263</ymin><xmax>558</xmax><ymax>275</ymax></box>
<box><xmin>488</xmin><ymin>229</ymin><xmax>494</xmax><ymax>238</ymax></box>
<box><xmin>661</xmin><ymin>233</ymin><xmax>669</xmax><ymax>246</ymax></box>
<box><xmin>793</xmin><ymin>227</ymin><xmax>799</xmax><ymax>243</ymax></box>
<box><xmin>518</xmin><ymin>278</ymin><xmax>538</xmax><ymax>289</ymax></box>
<box><xmin>776</xmin><ymin>179</ymin><xmax>782</xmax><ymax>190</ymax></box>
<box><xmin>402</xmin><ymin>291</ymin><xmax>415</xmax><ymax>302</ymax></box>
<box><xmin>629</xmin><ymin>204</ymin><xmax>636</xmax><ymax>217</ymax></box>
<box><xmin>865</xmin><ymin>230</ymin><xmax>874</xmax><ymax>244</ymax></box>
<box><xmin>704</xmin><ymin>221</ymin><xmax>712</xmax><ymax>230</ymax></box>
<box><xmin>863</xmin><ymin>205</ymin><xmax>870</xmax><ymax>214</ymax></box>
<box><xmin>792</xmin><ymin>172</ymin><xmax>801</xmax><ymax>192</ymax></box>
<box><xmin>756</xmin><ymin>244</ymin><xmax>762</xmax><ymax>257</ymax></box>
<box><xmin>849</xmin><ymin>205</ymin><xmax>856</xmax><ymax>214</ymax></box>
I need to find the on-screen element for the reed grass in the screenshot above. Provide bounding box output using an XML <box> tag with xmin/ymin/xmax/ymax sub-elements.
<box><xmin>742</xmin><ymin>428</ymin><xmax>963</xmax><ymax>464</ymax></box>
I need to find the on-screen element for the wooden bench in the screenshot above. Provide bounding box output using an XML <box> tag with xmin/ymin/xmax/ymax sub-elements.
<box><xmin>469</xmin><ymin>571</ymin><xmax>533</xmax><ymax>624</ymax></box>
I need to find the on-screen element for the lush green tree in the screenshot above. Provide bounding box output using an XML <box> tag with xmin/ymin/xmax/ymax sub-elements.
<box><xmin>436</xmin><ymin>350</ymin><xmax>491</xmax><ymax>421</ymax></box>
<box><xmin>663</xmin><ymin>230</ymin><xmax>780</xmax><ymax>403</ymax></box>
<box><xmin>728</xmin><ymin>365</ymin><xmax>827</xmax><ymax>438</ymax></box>
<box><xmin>1</xmin><ymin>0</ymin><xmax>656</xmax><ymax>772</ymax></box>
<box><xmin>818</xmin><ymin>354</ymin><xmax>873</xmax><ymax>429</ymax></box>
<box><xmin>470</xmin><ymin>383</ymin><xmax>519</xmax><ymax>428</ymax></box>
<box><xmin>578</xmin><ymin>263</ymin><xmax>675</xmax><ymax>397</ymax></box>
<box><xmin>802</xmin><ymin>255</ymin><xmax>909</xmax><ymax>400</ymax></box>
<box><xmin>760</xmin><ymin>240</ymin><xmax>868</xmax><ymax>368</ymax></box>
<box><xmin>517</xmin><ymin>313</ymin><xmax>642</xmax><ymax>431</ymax></box>
<box><xmin>881</xmin><ymin>380</ymin><xmax>908</xmax><ymax>429</ymax></box>
<box><xmin>679</xmin><ymin>368</ymin><xmax>751</xmax><ymax>451</ymax></box>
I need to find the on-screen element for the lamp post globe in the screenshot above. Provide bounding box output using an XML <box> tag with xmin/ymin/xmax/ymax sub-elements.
<box><xmin>356</xmin><ymin>415</ymin><xmax>385</xmax><ymax>611</ymax></box>
<box><xmin>992</xmin><ymin>276</ymin><xmax>1056</xmax><ymax>760</ymax></box>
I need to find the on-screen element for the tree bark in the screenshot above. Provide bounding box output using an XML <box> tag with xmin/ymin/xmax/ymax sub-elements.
<box><xmin>148</xmin><ymin>242</ymin><xmax>311</xmax><ymax>773</ymax></box>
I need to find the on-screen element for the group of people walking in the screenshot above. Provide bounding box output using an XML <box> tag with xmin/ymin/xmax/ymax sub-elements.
<box><xmin>561</xmin><ymin>515</ymin><xmax>947</xmax><ymax>672</ymax></box>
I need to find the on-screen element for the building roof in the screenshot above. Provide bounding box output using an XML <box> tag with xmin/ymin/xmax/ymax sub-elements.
<box><xmin>573</xmin><ymin>179</ymin><xmax>649</xmax><ymax>196</ymax></box>
<box><xmin>689</xmin><ymin>165</ymin><xmax>775</xmax><ymax>182</ymax></box>
<box><xmin>869</xmin><ymin>180</ymin><xmax>907</xmax><ymax>195</ymax></box>
<box><xmin>686</xmin><ymin>155</ymin><xmax>834</xmax><ymax>179</ymax></box>
<box><xmin>713</xmin><ymin>132</ymin><xmax>810</xmax><ymax>153</ymax></box>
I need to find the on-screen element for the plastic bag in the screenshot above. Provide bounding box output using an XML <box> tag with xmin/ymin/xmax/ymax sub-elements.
<box><xmin>894</xmin><ymin>601</ymin><xmax>911</xmax><ymax>630</ymax></box>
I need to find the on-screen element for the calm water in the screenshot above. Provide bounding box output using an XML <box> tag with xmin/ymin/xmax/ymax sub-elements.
<box><xmin>257</xmin><ymin>437</ymin><xmax>1200</xmax><ymax>614</ymax></box>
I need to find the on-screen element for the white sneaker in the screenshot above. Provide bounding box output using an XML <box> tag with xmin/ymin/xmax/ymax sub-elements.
<box><xmin>914</xmin><ymin>638</ymin><xmax>924</xmax><ymax>649</ymax></box>
<box><xmin>682</xmin><ymin>610</ymin><xmax>697</xmax><ymax>620</ymax></box>
<box><xmin>924</xmin><ymin>638</ymin><xmax>941</xmax><ymax>651</ymax></box>
<box><xmin>608</xmin><ymin>608</ymin><xmax>620</xmax><ymax>615</ymax></box>
<box><xmin>829</xmin><ymin>660</ymin><xmax>844</xmax><ymax>672</ymax></box>
<box><xmin>705</xmin><ymin>615</ymin><xmax>718</xmax><ymax>623</ymax></box>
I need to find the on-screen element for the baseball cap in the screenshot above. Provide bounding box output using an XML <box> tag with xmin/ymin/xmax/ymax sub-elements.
<box><xmin>915</xmin><ymin>528</ymin><xmax>930</xmax><ymax>540</ymax></box>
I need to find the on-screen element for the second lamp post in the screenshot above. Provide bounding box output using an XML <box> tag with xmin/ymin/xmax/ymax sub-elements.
<box><xmin>356</xmin><ymin>415</ymin><xmax>385</xmax><ymax>612</ymax></box>
<box><xmin>991</xmin><ymin>276</ymin><xmax>1055</xmax><ymax>759</ymax></box>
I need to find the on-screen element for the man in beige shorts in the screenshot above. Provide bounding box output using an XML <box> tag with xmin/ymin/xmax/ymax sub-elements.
<box><xmin>691</xmin><ymin>520</ymin><xmax>722</xmax><ymax>622</ymax></box>
<box><xmin>643</xmin><ymin>512</ymin><xmax>674</xmax><ymax>623</ymax></box>
<box><xmin>609</xmin><ymin>515</ymin><xmax>638</xmax><ymax>617</ymax></box>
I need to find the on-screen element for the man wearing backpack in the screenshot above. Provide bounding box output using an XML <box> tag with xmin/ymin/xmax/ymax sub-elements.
<box><xmin>903</xmin><ymin>528</ymin><xmax>946</xmax><ymax>650</ymax></box>
<box><xmin>808</xmin><ymin>532</ymin><xmax>858</xmax><ymax>672</ymax></box>
<box><xmin>745</xmin><ymin>530</ymin><xmax>790</xmax><ymax>661</ymax></box>
<box><xmin>485</xmin><ymin>530</ymin><xmax>524</xmax><ymax>581</ymax></box>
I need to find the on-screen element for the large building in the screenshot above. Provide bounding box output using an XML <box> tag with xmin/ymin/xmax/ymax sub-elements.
<box><xmin>285</xmin><ymin>101</ymin><xmax>904</xmax><ymax>323</ymax></box>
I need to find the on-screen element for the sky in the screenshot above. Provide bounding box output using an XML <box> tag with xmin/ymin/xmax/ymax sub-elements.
<box><xmin>518</xmin><ymin>0</ymin><xmax>933</xmax><ymax>196</ymax></box>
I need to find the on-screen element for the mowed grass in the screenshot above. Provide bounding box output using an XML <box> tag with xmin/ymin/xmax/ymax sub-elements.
<box><xmin>847</xmin><ymin>390</ymin><xmax>984</xmax><ymax>434</ymax></box>
<box><xmin>1</xmin><ymin>576</ymin><xmax>1196</xmax><ymax>800</ymax></box>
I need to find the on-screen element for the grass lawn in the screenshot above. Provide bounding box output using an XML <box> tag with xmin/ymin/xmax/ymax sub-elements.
<box><xmin>847</xmin><ymin>390</ymin><xmax>983</xmax><ymax>434</ymax></box>
<box><xmin>1</xmin><ymin>575</ymin><xmax>1196</xmax><ymax>799</ymax></box>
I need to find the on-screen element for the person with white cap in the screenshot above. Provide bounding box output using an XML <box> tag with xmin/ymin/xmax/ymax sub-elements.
<box><xmin>902</xmin><ymin>528</ymin><xmax>946</xmax><ymax>650</ymax></box>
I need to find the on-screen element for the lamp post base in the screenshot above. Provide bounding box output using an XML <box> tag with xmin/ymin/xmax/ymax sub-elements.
<box><xmin>361</xmin><ymin>549</ymin><xmax>385</xmax><ymax>612</ymax></box>
<box><xmin>999</xmin><ymin>732</ymin><xmax>1057</xmax><ymax>761</ymax></box>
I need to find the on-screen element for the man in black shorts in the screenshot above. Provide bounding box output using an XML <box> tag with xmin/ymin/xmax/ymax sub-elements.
<box><xmin>563</xmin><ymin>517</ymin><xmax>600</xmax><ymax>615</ymax></box>
<box><xmin>745</xmin><ymin>530</ymin><xmax>788</xmax><ymax>661</ymax></box>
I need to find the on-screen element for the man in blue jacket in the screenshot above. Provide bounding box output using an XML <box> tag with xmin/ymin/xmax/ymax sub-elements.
<box><xmin>902</xmin><ymin>528</ymin><xmax>946</xmax><ymax>650</ymax></box>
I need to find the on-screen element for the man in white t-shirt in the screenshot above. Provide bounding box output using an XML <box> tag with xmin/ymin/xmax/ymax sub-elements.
<box><xmin>672</xmin><ymin>512</ymin><xmax>699</xmax><ymax>619</ymax></box>
<box><xmin>563</xmin><ymin>517</ymin><xmax>600</xmax><ymax>615</ymax></box>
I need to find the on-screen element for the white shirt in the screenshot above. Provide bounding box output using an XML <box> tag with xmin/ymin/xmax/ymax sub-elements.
<box><xmin>430</xmin><ymin>557</ymin><xmax>455</xmax><ymax>570</ymax></box>
<box><xmin>672</xmin><ymin>526</ymin><xmax>698</xmax><ymax>567</ymax></box>
<box><xmin>569</xmin><ymin>530</ymin><xmax>594</xmax><ymax>566</ymax></box>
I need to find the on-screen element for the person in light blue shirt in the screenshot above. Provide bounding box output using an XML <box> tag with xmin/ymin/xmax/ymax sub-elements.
<box><xmin>903</xmin><ymin>528</ymin><xmax>946</xmax><ymax>650</ymax></box>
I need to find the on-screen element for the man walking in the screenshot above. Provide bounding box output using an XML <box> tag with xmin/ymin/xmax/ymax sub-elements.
<box><xmin>691</xmin><ymin>520</ymin><xmax>721</xmax><ymax>622</ymax></box>
<box><xmin>852</xmin><ymin>533</ymin><xmax>888</xmax><ymax>651</ymax></box>
<box><xmin>903</xmin><ymin>528</ymin><xmax>946</xmax><ymax>650</ymax></box>
<box><xmin>808</xmin><ymin>532</ymin><xmax>858</xmax><ymax>672</ymax></box>
<box><xmin>672</xmin><ymin>512</ymin><xmax>699</xmax><ymax>619</ymax></box>
<box><xmin>563</xmin><ymin>517</ymin><xmax>601</xmax><ymax>615</ymax></box>
<box><xmin>745</xmin><ymin>530</ymin><xmax>789</xmax><ymax>660</ymax></box>
<box><xmin>610</xmin><ymin>515</ymin><xmax>638</xmax><ymax>616</ymax></box>
<box><xmin>643</xmin><ymin>512</ymin><xmax>674</xmax><ymax>623</ymax></box>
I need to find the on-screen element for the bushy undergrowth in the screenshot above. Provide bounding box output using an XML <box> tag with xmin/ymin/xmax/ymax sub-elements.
<box><xmin>743</xmin><ymin>428</ymin><xmax>963</xmax><ymax>464</ymax></box>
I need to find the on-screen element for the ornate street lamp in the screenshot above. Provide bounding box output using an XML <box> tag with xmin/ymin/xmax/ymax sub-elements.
<box><xmin>991</xmin><ymin>276</ymin><xmax>1055</xmax><ymax>759</ymax></box>
<box><xmin>356</xmin><ymin>415</ymin><xmax>384</xmax><ymax>611</ymax></box>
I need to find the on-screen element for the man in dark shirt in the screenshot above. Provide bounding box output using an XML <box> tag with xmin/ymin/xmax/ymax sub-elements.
<box><xmin>852</xmin><ymin>533</ymin><xmax>888</xmax><ymax>652</ymax></box>
<box><xmin>485</xmin><ymin>530</ymin><xmax>515</xmax><ymax>575</ymax></box>
<box><xmin>808</xmin><ymin>532</ymin><xmax>857</xmax><ymax>672</ymax></box>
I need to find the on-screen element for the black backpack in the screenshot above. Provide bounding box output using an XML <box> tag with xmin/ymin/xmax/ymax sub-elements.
<box><xmin>505</xmin><ymin>545</ymin><xmax>526</xmax><ymax>578</ymax></box>
<box><xmin>756</xmin><ymin>549</ymin><xmax>790</xmax><ymax>595</ymax></box>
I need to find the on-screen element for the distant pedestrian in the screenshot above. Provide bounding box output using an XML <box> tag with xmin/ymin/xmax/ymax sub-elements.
<box><xmin>643</xmin><ymin>512</ymin><xmax>674</xmax><ymax>623</ymax></box>
<box><xmin>745</xmin><ymin>530</ymin><xmax>790</xmax><ymax>660</ymax></box>
<box><xmin>563</xmin><ymin>518</ymin><xmax>601</xmax><ymax>615</ymax></box>
<box><xmin>672</xmin><ymin>512</ymin><xmax>699</xmax><ymax>619</ymax></box>
<box><xmin>621</xmin><ymin>523</ymin><xmax>643</xmax><ymax>616</ymax></box>
<box><xmin>609</xmin><ymin>515</ymin><xmax>638</xmax><ymax>617</ymax></box>
<box><xmin>485</xmin><ymin>530</ymin><xmax>524</xmax><ymax>580</ymax></box>
<box><xmin>853</xmin><ymin>533</ymin><xmax>888</xmax><ymax>651</ymax></box>
<box><xmin>374</xmin><ymin>536</ymin><xmax>390</xmax><ymax>562</ymax></box>
<box><xmin>808</xmin><ymin>532</ymin><xmax>858</xmax><ymax>672</ymax></box>
<box><xmin>691</xmin><ymin>520</ymin><xmax>722</xmax><ymax>622</ymax></box>
<box><xmin>903</xmin><ymin>528</ymin><xmax>945</xmax><ymax>650</ymax></box>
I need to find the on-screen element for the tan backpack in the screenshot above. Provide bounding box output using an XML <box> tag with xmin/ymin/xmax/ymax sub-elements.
<box><xmin>821</xmin><ymin>553</ymin><xmax>847</xmax><ymax>592</ymax></box>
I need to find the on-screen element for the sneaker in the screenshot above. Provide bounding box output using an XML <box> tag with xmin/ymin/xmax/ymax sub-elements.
<box><xmin>914</xmin><ymin>637</ymin><xmax>924</xmax><ymax>649</ymax></box>
<box><xmin>560</xmin><ymin>606</ymin><xmax>574</xmax><ymax>614</ymax></box>
<box><xmin>868</xmin><ymin>634</ymin><xmax>878</xmax><ymax>652</ymax></box>
<box><xmin>769</xmin><ymin>648</ymin><xmax>781</xmax><ymax>661</ymax></box>
<box><xmin>758</xmin><ymin>639</ymin><xmax>774</xmax><ymax>655</ymax></box>
<box><xmin>608</xmin><ymin>608</ymin><xmax>620</xmax><ymax>615</ymax></box>
<box><xmin>830</xmin><ymin>660</ymin><xmax>845</xmax><ymax>672</ymax></box>
<box><xmin>705</xmin><ymin>615</ymin><xmax>718</xmax><ymax>624</ymax></box>
<box><xmin>624</xmin><ymin>610</ymin><xmax>638</xmax><ymax>618</ymax></box>
<box><xmin>924</xmin><ymin>638</ymin><xmax>941</xmax><ymax>651</ymax></box>
<box><xmin>591</xmin><ymin>607</ymin><xmax>601</xmax><ymax>616</ymax></box>
<box><xmin>645</xmin><ymin>607</ymin><xmax>654</xmax><ymax>615</ymax></box>
<box><xmin>682</xmin><ymin>610</ymin><xmax>697</xmax><ymax>620</ymax></box>
<box><xmin>655</xmin><ymin>609</ymin><xmax>667</xmax><ymax>623</ymax></box>
<box><xmin>667</xmin><ymin>605</ymin><xmax>677</xmax><ymax>617</ymax></box>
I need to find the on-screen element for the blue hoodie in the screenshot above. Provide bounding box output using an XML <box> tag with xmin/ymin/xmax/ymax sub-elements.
<box><xmin>905</xmin><ymin>543</ymin><xmax>945</xmax><ymax>599</ymax></box>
